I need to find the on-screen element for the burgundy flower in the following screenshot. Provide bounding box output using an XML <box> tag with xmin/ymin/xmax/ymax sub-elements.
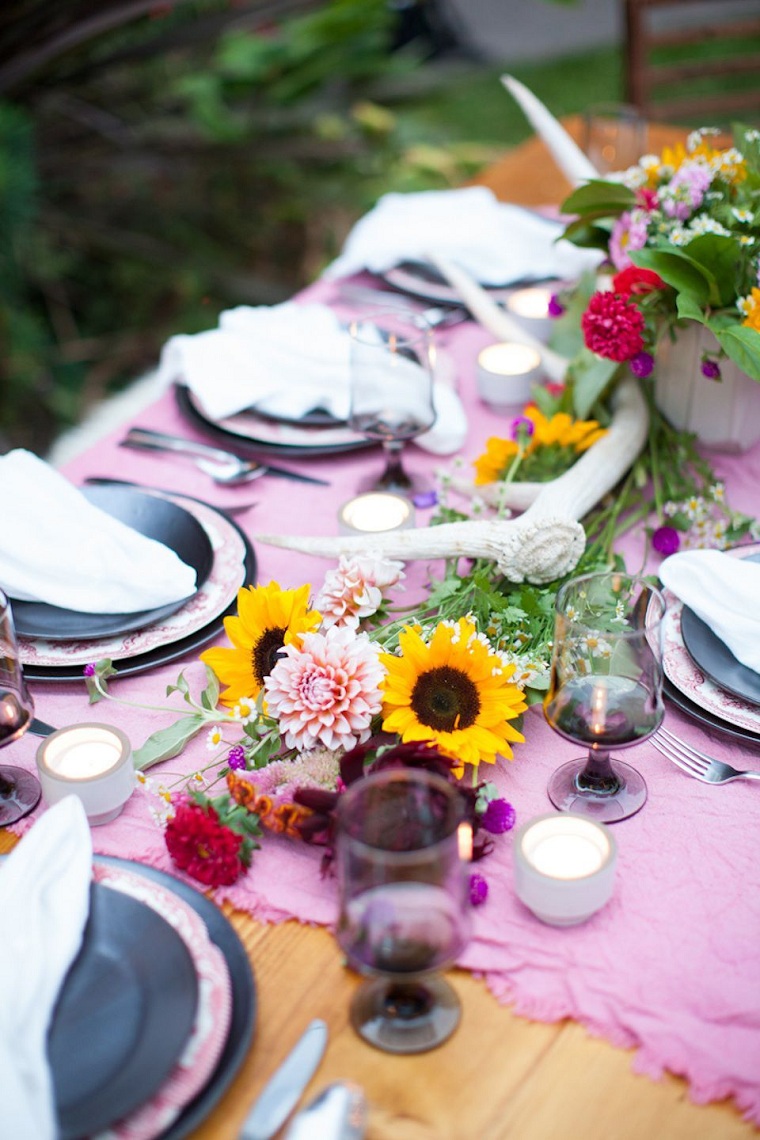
<box><xmin>652</xmin><ymin>526</ymin><xmax>681</xmax><ymax>556</ymax></box>
<box><xmin>630</xmin><ymin>351</ymin><xmax>654</xmax><ymax>379</ymax></box>
<box><xmin>165</xmin><ymin>800</ymin><xmax>247</xmax><ymax>887</ymax></box>
<box><xmin>469</xmin><ymin>872</ymin><xmax>489</xmax><ymax>906</ymax></box>
<box><xmin>581</xmin><ymin>291</ymin><xmax>646</xmax><ymax>362</ymax></box>
<box><xmin>480</xmin><ymin>798</ymin><xmax>516</xmax><ymax>834</ymax></box>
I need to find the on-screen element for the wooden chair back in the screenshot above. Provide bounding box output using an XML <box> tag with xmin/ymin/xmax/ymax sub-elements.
<box><xmin>624</xmin><ymin>0</ymin><xmax>760</xmax><ymax>124</ymax></box>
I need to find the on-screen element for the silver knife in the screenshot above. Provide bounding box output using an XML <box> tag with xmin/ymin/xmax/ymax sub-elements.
<box><xmin>285</xmin><ymin>1082</ymin><xmax>367</xmax><ymax>1139</ymax></box>
<box><xmin>240</xmin><ymin>1018</ymin><xmax>328</xmax><ymax>1140</ymax></box>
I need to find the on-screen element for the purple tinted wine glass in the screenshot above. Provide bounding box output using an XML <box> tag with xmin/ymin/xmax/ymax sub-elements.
<box><xmin>348</xmin><ymin>308</ymin><xmax>436</xmax><ymax>494</ymax></box>
<box><xmin>335</xmin><ymin>768</ymin><xmax>470</xmax><ymax>1054</ymax></box>
<box><xmin>0</xmin><ymin>589</ymin><xmax>40</xmax><ymax>826</ymax></box>
<box><xmin>543</xmin><ymin>572</ymin><xmax>666</xmax><ymax>823</ymax></box>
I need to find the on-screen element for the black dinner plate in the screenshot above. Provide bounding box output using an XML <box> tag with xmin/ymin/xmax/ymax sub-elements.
<box><xmin>12</xmin><ymin>486</ymin><xmax>214</xmax><ymax>641</ymax></box>
<box><xmin>663</xmin><ymin>676</ymin><xmax>760</xmax><ymax>745</ymax></box>
<box><xmin>49</xmin><ymin>882</ymin><xmax>199</xmax><ymax>1139</ymax></box>
<box><xmin>21</xmin><ymin>501</ymin><xmax>256</xmax><ymax>683</ymax></box>
<box><xmin>176</xmin><ymin>383</ymin><xmax>373</xmax><ymax>458</ymax></box>
<box><xmin>97</xmin><ymin>856</ymin><xmax>257</xmax><ymax>1140</ymax></box>
<box><xmin>679</xmin><ymin>552</ymin><xmax>760</xmax><ymax>706</ymax></box>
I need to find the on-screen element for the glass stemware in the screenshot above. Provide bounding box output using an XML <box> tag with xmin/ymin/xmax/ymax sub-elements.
<box><xmin>348</xmin><ymin>307</ymin><xmax>436</xmax><ymax>493</ymax></box>
<box><xmin>543</xmin><ymin>572</ymin><xmax>666</xmax><ymax>823</ymax></box>
<box><xmin>335</xmin><ymin>768</ymin><xmax>470</xmax><ymax>1054</ymax></box>
<box><xmin>0</xmin><ymin>588</ymin><xmax>40</xmax><ymax>826</ymax></box>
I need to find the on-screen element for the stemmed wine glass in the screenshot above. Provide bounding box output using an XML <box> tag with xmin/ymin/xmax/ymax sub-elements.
<box><xmin>0</xmin><ymin>588</ymin><xmax>40</xmax><ymax>826</ymax></box>
<box><xmin>335</xmin><ymin>768</ymin><xmax>470</xmax><ymax>1054</ymax></box>
<box><xmin>348</xmin><ymin>307</ymin><xmax>436</xmax><ymax>493</ymax></box>
<box><xmin>543</xmin><ymin>572</ymin><xmax>666</xmax><ymax>823</ymax></box>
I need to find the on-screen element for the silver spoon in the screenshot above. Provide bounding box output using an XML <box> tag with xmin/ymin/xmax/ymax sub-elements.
<box><xmin>120</xmin><ymin>428</ymin><xmax>329</xmax><ymax>486</ymax></box>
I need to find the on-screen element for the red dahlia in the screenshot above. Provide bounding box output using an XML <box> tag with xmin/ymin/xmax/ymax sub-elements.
<box><xmin>581</xmin><ymin>291</ymin><xmax>646</xmax><ymax>362</ymax></box>
<box><xmin>165</xmin><ymin>800</ymin><xmax>246</xmax><ymax>887</ymax></box>
<box><xmin>611</xmin><ymin>265</ymin><xmax>665</xmax><ymax>298</ymax></box>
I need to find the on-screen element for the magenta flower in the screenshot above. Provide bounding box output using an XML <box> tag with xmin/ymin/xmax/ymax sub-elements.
<box><xmin>264</xmin><ymin>626</ymin><xmax>384</xmax><ymax>752</ymax></box>
<box><xmin>581</xmin><ymin>291</ymin><xmax>646</xmax><ymax>362</ymax></box>
<box><xmin>227</xmin><ymin>745</ymin><xmax>246</xmax><ymax>771</ymax></box>
<box><xmin>701</xmin><ymin>358</ymin><xmax>721</xmax><ymax>380</ymax></box>
<box><xmin>661</xmin><ymin>160</ymin><xmax>712</xmax><ymax>221</ymax></box>
<box><xmin>83</xmin><ymin>663</ymin><xmax>96</xmax><ymax>677</ymax></box>
<box><xmin>548</xmin><ymin>293</ymin><xmax>565</xmax><ymax>317</ymax></box>
<box><xmin>652</xmin><ymin>526</ymin><xmax>681</xmax><ymax>556</ymax></box>
<box><xmin>630</xmin><ymin>351</ymin><xmax>654</xmax><ymax>378</ymax></box>
<box><xmin>480</xmin><ymin>798</ymin><xmax>516</xmax><ymax>834</ymax></box>
<box><xmin>469</xmin><ymin>872</ymin><xmax>489</xmax><ymax>906</ymax></box>
<box><xmin>510</xmin><ymin>415</ymin><xmax>534</xmax><ymax>441</ymax></box>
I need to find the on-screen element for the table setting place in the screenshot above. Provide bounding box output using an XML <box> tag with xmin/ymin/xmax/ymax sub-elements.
<box><xmin>3</xmin><ymin>75</ymin><xmax>760</xmax><ymax>1140</ymax></box>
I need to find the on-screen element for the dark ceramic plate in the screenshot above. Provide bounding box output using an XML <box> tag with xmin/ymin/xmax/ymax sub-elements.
<box><xmin>176</xmin><ymin>384</ymin><xmax>372</xmax><ymax>458</ymax></box>
<box><xmin>49</xmin><ymin>882</ymin><xmax>199</xmax><ymax>1139</ymax></box>
<box><xmin>680</xmin><ymin>553</ymin><xmax>760</xmax><ymax>706</ymax></box>
<box><xmin>663</xmin><ymin>676</ymin><xmax>760</xmax><ymax>745</ymax></box>
<box><xmin>97</xmin><ymin>856</ymin><xmax>257</xmax><ymax>1140</ymax></box>
<box><xmin>21</xmin><ymin>500</ymin><xmax>256</xmax><ymax>683</ymax></box>
<box><xmin>12</xmin><ymin>486</ymin><xmax>214</xmax><ymax>641</ymax></box>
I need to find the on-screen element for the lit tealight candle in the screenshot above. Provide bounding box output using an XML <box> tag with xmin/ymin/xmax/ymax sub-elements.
<box><xmin>37</xmin><ymin>723</ymin><xmax>135</xmax><ymax>826</ymax></box>
<box><xmin>513</xmin><ymin>813</ymin><xmax>617</xmax><ymax>926</ymax></box>
<box><xmin>476</xmin><ymin>342</ymin><xmax>542</xmax><ymax>412</ymax></box>
<box><xmin>338</xmin><ymin>492</ymin><xmax>415</xmax><ymax>535</ymax></box>
<box><xmin>506</xmin><ymin>286</ymin><xmax>555</xmax><ymax>342</ymax></box>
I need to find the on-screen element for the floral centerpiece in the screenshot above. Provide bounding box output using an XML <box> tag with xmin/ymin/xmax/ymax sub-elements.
<box><xmin>552</xmin><ymin>126</ymin><xmax>760</xmax><ymax>447</ymax></box>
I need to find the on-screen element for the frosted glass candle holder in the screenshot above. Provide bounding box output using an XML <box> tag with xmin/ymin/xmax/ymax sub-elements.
<box><xmin>338</xmin><ymin>492</ymin><xmax>415</xmax><ymax>535</ymax></box>
<box><xmin>36</xmin><ymin>723</ymin><xmax>135</xmax><ymax>826</ymax></box>
<box><xmin>506</xmin><ymin>286</ymin><xmax>555</xmax><ymax>343</ymax></box>
<box><xmin>513</xmin><ymin>813</ymin><xmax>617</xmax><ymax>926</ymax></box>
<box><xmin>476</xmin><ymin>343</ymin><xmax>542</xmax><ymax>412</ymax></box>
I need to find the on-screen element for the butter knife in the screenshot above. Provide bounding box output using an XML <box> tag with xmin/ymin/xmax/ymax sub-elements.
<box><xmin>239</xmin><ymin>1019</ymin><xmax>328</xmax><ymax>1140</ymax></box>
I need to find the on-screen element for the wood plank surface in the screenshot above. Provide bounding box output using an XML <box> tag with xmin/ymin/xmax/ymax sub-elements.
<box><xmin>4</xmin><ymin>116</ymin><xmax>757</xmax><ymax>1139</ymax></box>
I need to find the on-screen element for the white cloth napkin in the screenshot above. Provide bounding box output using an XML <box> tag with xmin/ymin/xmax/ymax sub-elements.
<box><xmin>154</xmin><ymin>302</ymin><xmax>467</xmax><ymax>456</ymax></box>
<box><xmin>501</xmin><ymin>74</ymin><xmax>600</xmax><ymax>187</ymax></box>
<box><xmin>659</xmin><ymin>549</ymin><xmax>760</xmax><ymax>672</ymax></box>
<box><xmin>323</xmin><ymin>186</ymin><xmax>602</xmax><ymax>284</ymax></box>
<box><xmin>0</xmin><ymin>797</ymin><xmax>93</xmax><ymax>1140</ymax></box>
<box><xmin>0</xmin><ymin>450</ymin><xmax>198</xmax><ymax>613</ymax></box>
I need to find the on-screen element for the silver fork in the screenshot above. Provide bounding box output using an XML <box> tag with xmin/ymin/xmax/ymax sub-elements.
<box><xmin>651</xmin><ymin>727</ymin><xmax>760</xmax><ymax>785</ymax></box>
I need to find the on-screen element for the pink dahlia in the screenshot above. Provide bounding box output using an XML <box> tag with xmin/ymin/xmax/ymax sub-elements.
<box><xmin>609</xmin><ymin>209</ymin><xmax>649</xmax><ymax>270</ymax></box>
<box><xmin>314</xmin><ymin>554</ymin><xmax>405</xmax><ymax>630</ymax></box>
<box><xmin>582</xmin><ymin>291</ymin><xmax>646</xmax><ymax>362</ymax></box>
<box><xmin>264</xmin><ymin>625</ymin><xmax>385</xmax><ymax>752</ymax></box>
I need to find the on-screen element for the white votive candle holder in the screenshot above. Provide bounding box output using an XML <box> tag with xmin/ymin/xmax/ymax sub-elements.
<box><xmin>506</xmin><ymin>286</ymin><xmax>555</xmax><ymax>342</ymax></box>
<box><xmin>338</xmin><ymin>492</ymin><xmax>415</xmax><ymax>535</ymax></box>
<box><xmin>513</xmin><ymin>813</ymin><xmax>617</xmax><ymax>926</ymax></box>
<box><xmin>36</xmin><ymin>723</ymin><xmax>135</xmax><ymax>826</ymax></box>
<box><xmin>476</xmin><ymin>342</ymin><xmax>542</xmax><ymax>412</ymax></box>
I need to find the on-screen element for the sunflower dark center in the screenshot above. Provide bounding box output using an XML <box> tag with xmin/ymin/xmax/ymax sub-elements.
<box><xmin>410</xmin><ymin>666</ymin><xmax>481</xmax><ymax>733</ymax></box>
<box><xmin>252</xmin><ymin>626</ymin><xmax>288</xmax><ymax>685</ymax></box>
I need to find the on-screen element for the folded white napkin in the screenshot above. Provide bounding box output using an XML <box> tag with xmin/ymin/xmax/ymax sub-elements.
<box><xmin>501</xmin><ymin>74</ymin><xmax>600</xmax><ymax>187</ymax></box>
<box><xmin>659</xmin><ymin>549</ymin><xmax>760</xmax><ymax>672</ymax></box>
<box><xmin>0</xmin><ymin>450</ymin><xmax>198</xmax><ymax>613</ymax></box>
<box><xmin>154</xmin><ymin>302</ymin><xmax>467</xmax><ymax>456</ymax></box>
<box><xmin>0</xmin><ymin>796</ymin><xmax>92</xmax><ymax>1140</ymax></box>
<box><xmin>323</xmin><ymin>186</ymin><xmax>603</xmax><ymax>285</ymax></box>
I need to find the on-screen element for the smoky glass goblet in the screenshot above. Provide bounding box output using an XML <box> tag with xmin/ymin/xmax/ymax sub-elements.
<box><xmin>335</xmin><ymin>768</ymin><xmax>470</xmax><ymax>1054</ymax></box>
<box><xmin>0</xmin><ymin>589</ymin><xmax>40</xmax><ymax>826</ymax></box>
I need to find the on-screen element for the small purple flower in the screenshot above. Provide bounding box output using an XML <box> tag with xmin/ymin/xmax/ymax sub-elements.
<box><xmin>652</xmin><ymin>525</ymin><xmax>681</xmax><ymax>556</ymax></box>
<box><xmin>548</xmin><ymin>293</ymin><xmax>565</xmax><ymax>318</ymax></box>
<box><xmin>701</xmin><ymin>358</ymin><xmax>721</xmax><ymax>380</ymax></box>
<box><xmin>227</xmin><ymin>744</ymin><xmax>246</xmax><ymax>771</ymax></box>
<box><xmin>412</xmin><ymin>489</ymin><xmax>438</xmax><ymax>509</ymax></box>
<box><xmin>630</xmin><ymin>351</ymin><xmax>654</xmax><ymax>379</ymax></box>
<box><xmin>480</xmin><ymin>798</ymin><xmax>516</xmax><ymax>834</ymax></box>
<box><xmin>510</xmin><ymin>415</ymin><xmax>534</xmax><ymax>442</ymax></box>
<box><xmin>469</xmin><ymin>872</ymin><xmax>489</xmax><ymax>906</ymax></box>
<box><xmin>83</xmin><ymin>663</ymin><xmax>96</xmax><ymax>677</ymax></box>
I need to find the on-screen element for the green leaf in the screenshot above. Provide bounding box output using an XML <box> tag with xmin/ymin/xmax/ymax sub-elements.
<box><xmin>712</xmin><ymin>326</ymin><xmax>760</xmax><ymax>382</ymax></box>
<box><xmin>567</xmin><ymin>349</ymin><xmax>619</xmax><ymax>419</ymax></box>
<box><xmin>200</xmin><ymin>665</ymin><xmax>221</xmax><ymax>711</ymax></box>
<box><xmin>86</xmin><ymin>659</ymin><xmax>117</xmax><ymax>703</ymax></box>
<box><xmin>675</xmin><ymin>293</ymin><xmax>705</xmax><ymax>323</ymax></box>
<box><xmin>630</xmin><ymin>248</ymin><xmax>713</xmax><ymax>306</ymax></box>
<box><xmin>561</xmin><ymin>180</ymin><xmax>635</xmax><ymax>216</ymax></box>
<box><xmin>682</xmin><ymin>234</ymin><xmax>741</xmax><ymax>308</ymax></box>
<box><xmin>166</xmin><ymin>670</ymin><xmax>191</xmax><ymax>702</ymax></box>
<box><xmin>133</xmin><ymin>715</ymin><xmax>207</xmax><ymax>771</ymax></box>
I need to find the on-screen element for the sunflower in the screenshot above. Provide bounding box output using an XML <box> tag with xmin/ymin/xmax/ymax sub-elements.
<box><xmin>473</xmin><ymin>406</ymin><xmax>606</xmax><ymax>486</ymax></box>
<box><xmin>380</xmin><ymin>616</ymin><xmax>527</xmax><ymax>778</ymax></box>
<box><xmin>200</xmin><ymin>582</ymin><xmax>321</xmax><ymax>705</ymax></box>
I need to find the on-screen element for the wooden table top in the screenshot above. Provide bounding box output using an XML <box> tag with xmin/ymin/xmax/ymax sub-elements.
<box><xmin>4</xmin><ymin>117</ymin><xmax>756</xmax><ymax>1140</ymax></box>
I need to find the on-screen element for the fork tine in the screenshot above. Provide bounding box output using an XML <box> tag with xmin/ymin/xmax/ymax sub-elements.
<box><xmin>659</xmin><ymin>727</ymin><xmax>714</xmax><ymax>767</ymax></box>
<box><xmin>650</xmin><ymin>734</ymin><xmax>709</xmax><ymax>779</ymax></box>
